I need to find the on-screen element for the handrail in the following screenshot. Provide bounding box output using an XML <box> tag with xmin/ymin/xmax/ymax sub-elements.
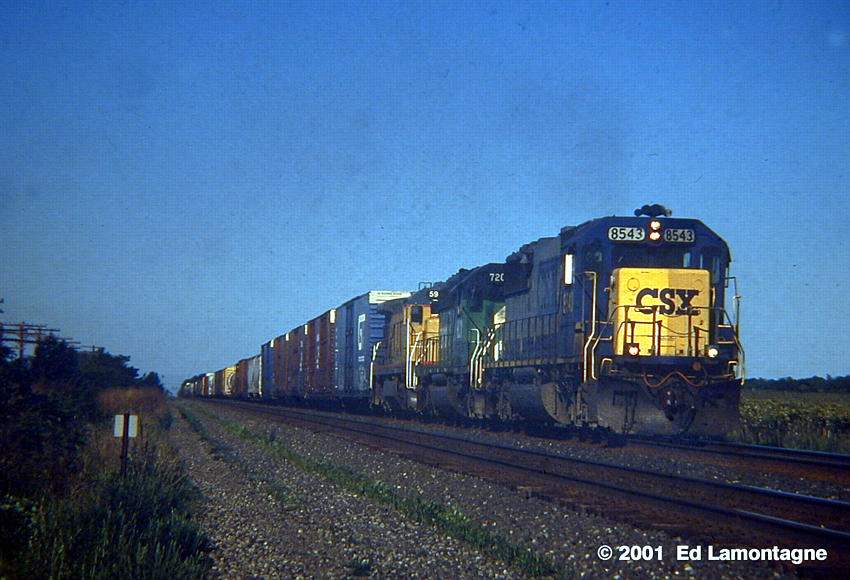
<box><xmin>468</xmin><ymin>329</ymin><xmax>481</xmax><ymax>389</ymax></box>
<box><xmin>587</xmin><ymin>304</ymin><xmax>743</xmax><ymax>382</ymax></box>
<box><xmin>370</xmin><ymin>341</ymin><xmax>382</xmax><ymax>392</ymax></box>
<box><xmin>589</xmin><ymin>306</ymin><xmax>619</xmax><ymax>380</ymax></box>
<box><xmin>485</xmin><ymin>313</ymin><xmax>560</xmax><ymax>362</ymax></box>
<box><xmin>404</xmin><ymin>321</ymin><xmax>411</xmax><ymax>387</ymax></box>
<box><xmin>721</xmin><ymin>308</ymin><xmax>746</xmax><ymax>382</ymax></box>
<box><xmin>581</xmin><ymin>272</ymin><xmax>598</xmax><ymax>383</ymax></box>
<box><xmin>408</xmin><ymin>330</ymin><xmax>425</xmax><ymax>389</ymax></box>
<box><xmin>474</xmin><ymin>326</ymin><xmax>498</xmax><ymax>387</ymax></box>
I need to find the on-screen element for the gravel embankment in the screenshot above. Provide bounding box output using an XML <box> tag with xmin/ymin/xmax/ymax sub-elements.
<box><xmin>200</xmin><ymin>402</ymin><xmax>786</xmax><ymax>579</ymax></box>
<box><xmin>280</xmin><ymin>407</ymin><xmax>850</xmax><ymax>502</ymax></box>
<box><xmin>171</xmin><ymin>404</ymin><xmax>521</xmax><ymax>578</ymax></box>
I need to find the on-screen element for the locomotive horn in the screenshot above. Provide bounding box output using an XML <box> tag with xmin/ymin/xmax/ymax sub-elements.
<box><xmin>634</xmin><ymin>204</ymin><xmax>672</xmax><ymax>218</ymax></box>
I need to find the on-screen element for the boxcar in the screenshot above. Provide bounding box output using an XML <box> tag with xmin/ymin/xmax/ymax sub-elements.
<box><xmin>235</xmin><ymin>358</ymin><xmax>250</xmax><ymax>398</ymax></box>
<box><xmin>272</xmin><ymin>332</ymin><xmax>288</xmax><ymax>399</ymax></box>
<box><xmin>214</xmin><ymin>369</ymin><xmax>224</xmax><ymax>396</ymax></box>
<box><xmin>304</xmin><ymin>310</ymin><xmax>336</xmax><ymax>399</ymax></box>
<box><xmin>223</xmin><ymin>366</ymin><xmax>237</xmax><ymax>396</ymax></box>
<box><xmin>334</xmin><ymin>290</ymin><xmax>411</xmax><ymax>405</ymax></box>
<box><xmin>282</xmin><ymin>325</ymin><xmax>307</xmax><ymax>400</ymax></box>
<box><xmin>247</xmin><ymin>354</ymin><xmax>262</xmax><ymax>398</ymax></box>
<box><xmin>261</xmin><ymin>340</ymin><xmax>275</xmax><ymax>398</ymax></box>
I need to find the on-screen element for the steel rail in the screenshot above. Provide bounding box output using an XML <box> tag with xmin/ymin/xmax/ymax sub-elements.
<box><xmin>289</xmin><ymin>407</ymin><xmax>850</xmax><ymax>510</ymax></box>
<box><xmin>222</xmin><ymin>401</ymin><xmax>850</xmax><ymax>545</ymax></box>
<box><xmin>630</xmin><ymin>436</ymin><xmax>850</xmax><ymax>470</ymax></box>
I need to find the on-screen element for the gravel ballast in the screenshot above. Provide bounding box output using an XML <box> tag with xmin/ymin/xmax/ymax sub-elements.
<box><xmin>171</xmin><ymin>404</ymin><xmax>522</xmax><ymax>578</ymax></box>
<box><xmin>192</xmin><ymin>401</ymin><xmax>789</xmax><ymax>579</ymax></box>
<box><xmin>265</xmin><ymin>406</ymin><xmax>850</xmax><ymax>502</ymax></box>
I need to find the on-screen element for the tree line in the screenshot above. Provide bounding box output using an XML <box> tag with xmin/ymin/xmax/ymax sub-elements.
<box><xmin>0</xmin><ymin>336</ymin><xmax>163</xmax><ymax>497</ymax></box>
<box><xmin>747</xmin><ymin>375</ymin><xmax>850</xmax><ymax>393</ymax></box>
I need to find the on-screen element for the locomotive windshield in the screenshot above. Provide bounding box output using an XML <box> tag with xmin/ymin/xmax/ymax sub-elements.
<box><xmin>612</xmin><ymin>246</ymin><xmax>690</xmax><ymax>268</ymax></box>
<box><xmin>612</xmin><ymin>245</ymin><xmax>725</xmax><ymax>283</ymax></box>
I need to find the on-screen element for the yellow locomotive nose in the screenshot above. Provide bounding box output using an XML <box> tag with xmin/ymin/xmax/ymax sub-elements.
<box><xmin>610</xmin><ymin>267</ymin><xmax>711</xmax><ymax>357</ymax></box>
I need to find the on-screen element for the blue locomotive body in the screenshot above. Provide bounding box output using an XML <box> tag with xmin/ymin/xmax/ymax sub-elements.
<box><xmin>468</xmin><ymin>214</ymin><xmax>743</xmax><ymax>435</ymax></box>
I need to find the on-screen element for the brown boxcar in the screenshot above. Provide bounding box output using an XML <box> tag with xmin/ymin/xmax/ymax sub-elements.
<box><xmin>272</xmin><ymin>332</ymin><xmax>288</xmax><ymax>399</ymax></box>
<box><xmin>235</xmin><ymin>358</ymin><xmax>250</xmax><ymax>398</ymax></box>
<box><xmin>214</xmin><ymin>369</ymin><xmax>225</xmax><ymax>396</ymax></box>
<box><xmin>281</xmin><ymin>325</ymin><xmax>307</xmax><ymax>399</ymax></box>
<box><xmin>305</xmin><ymin>309</ymin><xmax>336</xmax><ymax>399</ymax></box>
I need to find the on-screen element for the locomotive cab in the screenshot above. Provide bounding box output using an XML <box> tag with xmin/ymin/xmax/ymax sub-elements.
<box><xmin>574</xmin><ymin>213</ymin><xmax>744</xmax><ymax>436</ymax></box>
<box><xmin>372</xmin><ymin>299</ymin><xmax>440</xmax><ymax>412</ymax></box>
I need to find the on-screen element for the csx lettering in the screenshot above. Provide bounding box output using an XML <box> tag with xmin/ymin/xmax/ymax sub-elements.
<box><xmin>635</xmin><ymin>288</ymin><xmax>700</xmax><ymax>315</ymax></box>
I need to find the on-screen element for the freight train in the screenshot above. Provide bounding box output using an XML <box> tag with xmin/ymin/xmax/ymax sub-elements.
<box><xmin>181</xmin><ymin>205</ymin><xmax>744</xmax><ymax>436</ymax></box>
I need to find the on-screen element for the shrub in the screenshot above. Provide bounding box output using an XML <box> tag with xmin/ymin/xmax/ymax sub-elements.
<box><xmin>8</xmin><ymin>442</ymin><xmax>211</xmax><ymax>579</ymax></box>
<box><xmin>98</xmin><ymin>387</ymin><xmax>167</xmax><ymax>416</ymax></box>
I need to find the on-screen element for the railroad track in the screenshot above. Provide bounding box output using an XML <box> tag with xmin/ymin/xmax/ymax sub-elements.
<box><xmin>630</xmin><ymin>435</ymin><xmax>850</xmax><ymax>471</ymax></box>
<box><xmin>215</xmin><ymin>400</ymin><xmax>850</xmax><ymax>572</ymax></box>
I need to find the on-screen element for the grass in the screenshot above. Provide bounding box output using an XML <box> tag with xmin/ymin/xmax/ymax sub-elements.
<box><xmin>177</xmin><ymin>406</ymin><xmax>297</xmax><ymax>508</ymax></box>
<box><xmin>186</xmin><ymin>403</ymin><xmax>563</xmax><ymax>578</ymax></box>
<box><xmin>733</xmin><ymin>389</ymin><xmax>850</xmax><ymax>453</ymax></box>
<box><xmin>1</xmin><ymin>416</ymin><xmax>212</xmax><ymax>579</ymax></box>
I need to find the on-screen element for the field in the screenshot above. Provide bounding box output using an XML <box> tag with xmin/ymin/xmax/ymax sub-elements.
<box><xmin>734</xmin><ymin>389</ymin><xmax>850</xmax><ymax>453</ymax></box>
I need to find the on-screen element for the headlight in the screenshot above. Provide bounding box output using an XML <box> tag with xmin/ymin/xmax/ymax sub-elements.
<box><xmin>649</xmin><ymin>231</ymin><xmax>661</xmax><ymax>241</ymax></box>
<box><xmin>707</xmin><ymin>345</ymin><xmax>720</xmax><ymax>358</ymax></box>
<box><xmin>627</xmin><ymin>344</ymin><xmax>640</xmax><ymax>356</ymax></box>
<box><xmin>650</xmin><ymin>220</ymin><xmax>662</xmax><ymax>231</ymax></box>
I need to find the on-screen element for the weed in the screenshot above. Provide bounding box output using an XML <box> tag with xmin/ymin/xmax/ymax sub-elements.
<box><xmin>159</xmin><ymin>410</ymin><xmax>174</xmax><ymax>431</ymax></box>
<box><xmin>178</xmin><ymin>405</ymin><xmax>297</xmax><ymax>510</ymax></box>
<box><xmin>206</xmin><ymin>410</ymin><xmax>562</xmax><ymax>578</ymax></box>
<box><xmin>6</xmin><ymin>440</ymin><xmax>211</xmax><ymax>579</ymax></box>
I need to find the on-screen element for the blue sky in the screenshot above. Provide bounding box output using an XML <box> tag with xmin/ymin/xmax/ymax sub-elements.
<box><xmin>1</xmin><ymin>0</ymin><xmax>849</xmax><ymax>391</ymax></box>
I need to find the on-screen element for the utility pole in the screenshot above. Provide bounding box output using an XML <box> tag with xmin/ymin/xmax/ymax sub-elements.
<box><xmin>0</xmin><ymin>321</ymin><xmax>81</xmax><ymax>359</ymax></box>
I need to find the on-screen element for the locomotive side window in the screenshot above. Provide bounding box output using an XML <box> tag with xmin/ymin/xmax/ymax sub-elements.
<box><xmin>700</xmin><ymin>248</ymin><xmax>723</xmax><ymax>283</ymax></box>
<box><xmin>410</xmin><ymin>305</ymin><xmax>423</xmax><ymax>324</ymax></box>
<box><xmin>711</xmin><ymin>256</ymin><xmax>722</xmax><ymax>284</ymax></box>
<box><xmin>583</xmin><ymin>242</ymin><xmax>603</xmax><ymax>271</ymax></box>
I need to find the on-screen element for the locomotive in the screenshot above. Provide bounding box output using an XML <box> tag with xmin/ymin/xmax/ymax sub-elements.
<box><xmin>182</xmin><ymin>205</ymin><xmax>744</xmax><ymax>437</ymax></box>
